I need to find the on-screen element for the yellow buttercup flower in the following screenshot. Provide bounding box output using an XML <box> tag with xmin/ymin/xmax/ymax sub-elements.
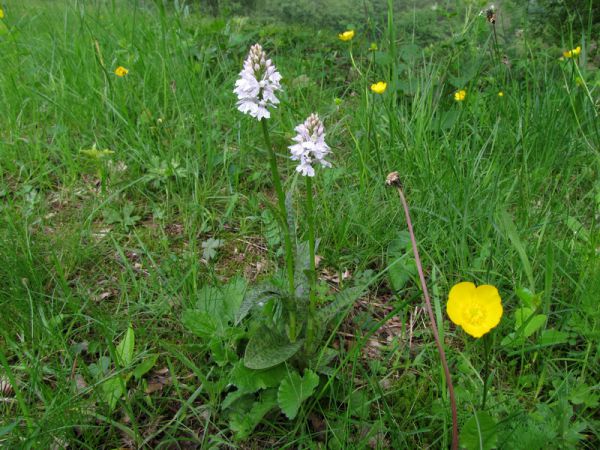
<box><xmin>0</xmin><ymin>8</ymin><xmax>4</xmax><ymax>19</ymax></box>
<box><xmin>338</xmin><ymin>30</ymin><xmax>355</xmax><ymax>42</ymax></box>
<box><xmin>454</xmin><ymin>89</ymin><xmax>467</xmax><ymax>102</ymax></box>
<box><xmin>370</xmin><ymin>81</ymin><xmax>387</xmax><ymax>94</ymax></box>
<box><xmin>447</xmin><ymin>282</ymin><xmax>503</xmax><ymax>338</ymax></box>
<box><xmin>114</xmin><ymin>66</ymin><xmax>129</xmax><ymax>77</ymax></box>
<box><xmin>563</xmin><ymin>46</ymin><xmax>581</xmax><ymax>58</ymax></box>
<box><xmin>497</xmin><ymin>91</ymin><xmax>504</xmax><ymax>97</ymax></box>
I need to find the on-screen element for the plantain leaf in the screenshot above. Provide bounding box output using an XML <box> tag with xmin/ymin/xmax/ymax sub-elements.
<box><xmin>115</xmin><ymin>325</ymin><xmax>135</xmax><ymax>367</ymax></box>
<box><xmin>460</xmin><ymin>411</ymin><xmax>498</xmax><ymax>450</ymax></box>
<box><xmin>100</xmin><ymin>376</ymin><xmax>125</xmax><ymax>410</ymax></box>
<box><xmin>132</xmin><ymin>354</ymin><xmax>158</xmax><ymax>381</ymax></box>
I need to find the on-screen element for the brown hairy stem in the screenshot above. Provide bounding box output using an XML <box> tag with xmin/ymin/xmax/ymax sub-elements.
<box><xmin>386</xmin><ymin>172</ymin><xmax>459</xmax><ymax>450</ymax></box>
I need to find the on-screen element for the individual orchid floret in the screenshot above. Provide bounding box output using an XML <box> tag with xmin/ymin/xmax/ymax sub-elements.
<box><xmin>233</xmin><ymin>43</ymin><xmax>282</xmax><ymax>120</ymax></box>
<box><xmin>289</xmin><ymin>114</ymin><xmax>331</xmax><ymax>177</ymax></box>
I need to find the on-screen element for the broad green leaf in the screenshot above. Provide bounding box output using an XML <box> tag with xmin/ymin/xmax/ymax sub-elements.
<box><xmin>566</xmin><ymin>216</ymin><xmax>590</xmax><ymax>243</ymax></box>
<box><xmin>459</xmin><ymin>411</ymin><xmax>498</xmax><ymax>450</ymax></box>
<box><xmin>516</xmin><ymin>287</ymin><xmax>541</xmax><ymax>308</ymax></box>
<box><xmin>244</xmin><ymin>326</ymin><xmax>304</xmax><ymax>370</ymax></box>
<box><xmin>235</xmin><ymin>283</ymin><xmax>283</xmax><ymax>325</ymax></box>
<box><xmin>568</xmin><ymin>383</ymin><xmax>599</xmax><ymax>408</ymax></box>
<box><xmin>514</xmin><ymin>308</ymin><xmax>546</xmax><ymax>338</ymax></box>
<box><xmin>500</xmin><ymin>332</ymin><xmax>524</xmax><ymax>348</ymax></box>
<box><xmin>387</xmin><ymin>233</ymin><xmax>416</xmax><ymax>292</ymax></box>
<box><xmin>209</xmin><ymin>338</ymin><xmax>239</xmax><ymax>367</ymax></box>
<box><xmin>261</xmin><ymin>208</ymin><xmax>281</xmax><ymax>250</ymax></box>
<box><xmin>539</xmin><ymin>329</ymin><xmax>568</xmax><ymax>346</ymax></box>
<box><xmin>311</xmin><ymin>347</ymin><xmax>338</xmax><ymax>373</ymax></box>
<box><xmin>277</xmin><ymin>369</ymin><xmax>319</xmax><ymax>420</ymax></box>
<box><xmin>316</xmin><ymin>286</ymin><xmax>366</xmax><ymax>324</ymax></box>
<box><xmin>387</xmin><ymin>254</ymin><xmax>417</xmax><ymax>293</ymax></box>
<box><xmin>295</xmin><ymin>240</ymin><xmax>319</xmax><ymax>299</ymax></box>
<box><xmin>399</xmin><ymin>44</ymin><xmax>420</xmax><ymax>62</ymax></box>
<box><xmin>116</xmin><ymin>325</ymin><xmax>135</xmax><ymax>367</ymax></box>
<box><xmin>229</xmin><ymin>389</ymin><xmax>278</xmax><ymax>440</ymax></box>
<box><xmin>514</xmin><ymin>307</ymin><xmax>534</xmax><ymax>329</ymax></box>
<box><xmin>181</xmin><ymin>310</ymin><xmax>219</xmax><ymax>338</ymax></box>
<box><xmin>222</xmin><ymin>390</ymin><xmax>249</xmax><ymax>410</ymax></box>
<box><xmin>195</xmin><ymin>277</ymin><xmax>246</xmax><ymax>327</ymax></box>
<box><xmin>132</xmin><ymin>354</ymin><xmax>158</xmax><ymax>381</ymax></box>
<box><xmin>347</xmin><ymin>390</ymin><xmax>370</xmax><ymax>420</ymax></box>
<box><xmin>101</xmin><ymin>376</ymin><xmax>124</xmax><ymax>410</ymax></box>
<box><xmin>438</xmin><ymin>109</ymin><xmax>460</xmax><ymax>130</ymax></box>
<box><xmin>397</xmin><ymin>79</ymin><xmax>419</xmax><ymax>95</ymax></box>
<box><xmin>373</xmin><ymin>51</ymin><xmax>392</xmax><ymax>66</ymax></box>
<box><xmin>230</xmin><ymin>361</ymin><xmax>287</xmax><ymax>394</ymax></box>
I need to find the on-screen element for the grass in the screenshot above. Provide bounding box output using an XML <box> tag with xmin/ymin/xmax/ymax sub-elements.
<box><xmin>1</xmin><ymin>0</ymin><xmax>599</xmax><ymax>448</ymax></box>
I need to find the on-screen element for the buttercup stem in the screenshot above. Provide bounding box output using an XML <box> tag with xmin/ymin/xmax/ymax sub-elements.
<box><xmin>305</xmin><ymin>175</ymin><xmax>317</xmax><ymax>349</ymax></box>
<box><xmin>481</xmin><ymin>333</ymin><xmax>492</xmax><ymax>410</ymax></box>
<box><xmin>260</xmin><ymin>119</ymin><xmax>297</xmax><ymax>339</ymax></box>
<box><xmin>349</xmin><ymin>45</ymin><xmax>363</xmax><ymax>77</ymax></box>
<box><xmin>391</xmin><ymin>180</ymin><xmax>459</xmax><ymax>450</ymax></box>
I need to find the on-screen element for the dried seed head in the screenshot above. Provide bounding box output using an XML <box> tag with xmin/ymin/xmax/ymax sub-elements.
<box><xmin>386</xmin><ymin>171</ymin><xmax>401</xmax><ymax>187</ymax></box>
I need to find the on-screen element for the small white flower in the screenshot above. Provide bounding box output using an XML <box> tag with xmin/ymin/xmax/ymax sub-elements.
<box><xmin>289</xmin><ymin>114</ymin><xmax>331</xmax><ymax>177</ymax></box>
<box><xmin>234</xmin><ymin>43</ymin><xmax>282</xmax><ymax>120</ymax></box>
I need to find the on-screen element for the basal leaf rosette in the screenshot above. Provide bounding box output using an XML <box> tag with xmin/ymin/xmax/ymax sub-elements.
<box><xmin>447</xmin><ymin>282</ymin><xmax>503</xmax><ymax>338</ymax></box>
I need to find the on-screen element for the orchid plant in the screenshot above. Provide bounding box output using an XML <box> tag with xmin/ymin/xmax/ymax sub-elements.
<box><xmin>181</xmin><ymin>43</ymin><xmax>369</xmax><ymax>437</ymax></box>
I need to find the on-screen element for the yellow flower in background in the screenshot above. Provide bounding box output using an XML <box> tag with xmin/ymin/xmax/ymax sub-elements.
<box><xmin>370</xmin><ymin>81</ymin><xmax>387</xmax><ymax>94</ymax></box>
<box><xmin>562</xmin><ymin>46</ymin><xmax>581</xmax><ymax>58</ymax></box>
<box><xmin>454</xmin><ymin>89</ymin><xmax>467</xmax><ymax>101</ymax></box>
<box><xmin>114</xmin><ymin>66</ymin><xmax>129</xmax><ymax>77</ymax></box>
<box><xmin>575</xmin><ymin>77</ymin><xmax>584</xmax><ymax>87</ymax></box>
<box><xmin>498</xmin><ymin>91</ymin><xmax>504</xmax><ymax>97</ymax></box>
<box><xmin>369</xmin><ymin>42</ymin><xmax>378</xmax><ymax>51</ymax></box>
<box><xmin>447</xmin><ymin>282</ymin><xmax>503</xmax><ymax>338</ymax></box>
<box><xmin>0</xmin><ymin>8</ymin><xmax>4</xmax><ymax>19</ymax></box>
<box><xmin>338</xmin><ymin>30</ymin><xmax>355</xmax><ymax>42</ymax></box>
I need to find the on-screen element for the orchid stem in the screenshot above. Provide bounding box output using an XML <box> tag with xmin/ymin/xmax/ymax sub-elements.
<box><xmin>260</xmin><ymin>119</ymin><xmax>296</xmax><ymax>340</ymax></box>
<box><xmin>305</xmin><ymin>175</ymin><xmax>317</xmax><ymax>351</ymax></box>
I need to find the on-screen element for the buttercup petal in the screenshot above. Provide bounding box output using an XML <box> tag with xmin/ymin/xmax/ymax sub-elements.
<box><xmin>447</xmin><ymin>282</ymin><xmax>475</xmax><ymax>326</ymax></box>
<box><xmin>475</xmin><ymin>285</ymin><xmax>501</xmax><ymax>305</ymax></box>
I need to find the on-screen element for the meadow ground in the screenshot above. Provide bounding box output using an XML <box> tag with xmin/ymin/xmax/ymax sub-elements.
<box><xmin>0</xmin><ymin>0</ymin><xmax>599</xmax><ymax>448</ymax></box>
